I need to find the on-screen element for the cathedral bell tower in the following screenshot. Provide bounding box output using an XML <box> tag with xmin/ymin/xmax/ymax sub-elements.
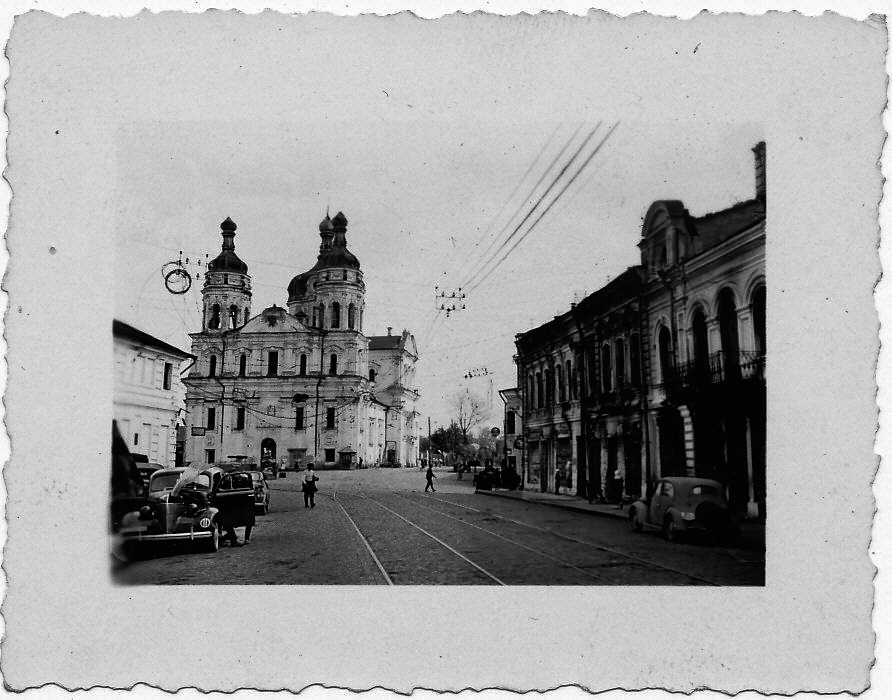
<box><xmin>202</xmin><ymin>217</ymin><xmax>252</xmax><ymax>332</ymax></box>
<box><xmin>287</xmin><ymin>211</ymin><xmax>365</xmax><ymax>333</ymax></box>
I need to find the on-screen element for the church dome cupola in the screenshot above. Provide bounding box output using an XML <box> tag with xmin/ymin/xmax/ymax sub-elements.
<box><xmin>202</xmin><ymin>216</ymin><xmax>252</xmax><ymax>332</ymax></box>
<box><xmin>208</xmin><ymin>217</ymin><xmax>248</xmax><ymax>274</ymax></box>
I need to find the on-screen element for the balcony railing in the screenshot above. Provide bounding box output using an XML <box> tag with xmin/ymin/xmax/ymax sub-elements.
<box><xmin>666</xmin><ymin>350</ymin><xmax>764</xmax><ymax>391</ymax></box>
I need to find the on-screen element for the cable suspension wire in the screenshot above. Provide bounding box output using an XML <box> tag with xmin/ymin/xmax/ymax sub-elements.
<box><xmin>462</xmin><ymin>122</ymin><xmax>602</xmax><ymax>291</ymax></box>
<box><xmin>460</xmin><ymin>122</ymin><xmax>589</xmax><ymax>290</ymax></box>
<box><xmin>468</xmin><ymin>121</ymin><xmax>620</xmax><ymax>294</ymax></box>
<box><xmin>449</xmin><ymin>123</ymin><xmax>564</xmax><ymax>287</ymax></box>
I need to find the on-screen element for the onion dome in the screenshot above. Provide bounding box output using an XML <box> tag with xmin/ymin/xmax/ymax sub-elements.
<box><xmin>207</xmin><ymin>217</ymin><xmax>248</xmax><ymax>274</ymax></box>
<box><xmin>287</xmin><ymin>210</ymin><xmax>360</xmax><ymax>302</ymax></box>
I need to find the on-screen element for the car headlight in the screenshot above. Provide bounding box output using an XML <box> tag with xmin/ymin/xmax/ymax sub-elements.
<box><xmin>680</xmin><ymin>511</ymin><xmax>696</xmax><ymax>521</ymax></box>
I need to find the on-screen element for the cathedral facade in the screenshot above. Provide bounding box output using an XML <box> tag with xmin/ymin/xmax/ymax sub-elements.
<box><xmin>183</xmin><ymin>212</ymin><xmax>420</xmax><ymax>470</ymax></box>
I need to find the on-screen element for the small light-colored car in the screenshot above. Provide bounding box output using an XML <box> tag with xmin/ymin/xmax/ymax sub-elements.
<box><xmin>247</xmin><ymin>470</ymin><xmax>271</xmax><ymax>515</ymax></box>
<box><xmin>629</xmin><ymin>477</ymin><xmax>738</xmax><ymax>542</ymax></box>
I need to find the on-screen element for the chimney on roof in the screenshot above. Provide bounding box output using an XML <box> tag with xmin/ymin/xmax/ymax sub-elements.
<box><xmin>752</xmin><ymin>141</ymin><xmax>766</xmax><ymax>205</ymax></box>
<box><xmin>387</xmin><ymin>326</ymin><xmax>392</xmax><ymax>336</ymax></box>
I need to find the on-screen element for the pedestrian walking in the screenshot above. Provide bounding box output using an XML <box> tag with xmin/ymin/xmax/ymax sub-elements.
<box><xmin>425</xmin><ymin>465</ymin><xmax>437</xmax><ymax>492</ymax></box>
<box><xmin>302</xmin><ymin>464</ymin><xmax>319</xmax><ymax>508</ymax></box>
<box><xmin>555</xmin><ymin>467</ymin><xmax>563</xmax><ymax>495</ymax></box>
<box><xmin>613</xmin><ymin>467</ymin><xmax>624</xmax><ymax>509</ymax></box>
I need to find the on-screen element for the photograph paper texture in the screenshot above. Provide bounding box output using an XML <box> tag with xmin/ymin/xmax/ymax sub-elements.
<box><xmin>1</xmin><ymin>7</ymin><xmax>884</xmax><ymax>694</ymax></box>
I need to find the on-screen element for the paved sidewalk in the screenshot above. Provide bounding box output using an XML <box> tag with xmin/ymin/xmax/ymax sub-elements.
<box><xmin>477</xmin><ymin>487</ymin><xmax>765</xmax><ymax>550</ymax></box>
<box><xmin>476</xmin><ymin>488</ymin><xmax>629</xmax><ymax>520</ymax></box>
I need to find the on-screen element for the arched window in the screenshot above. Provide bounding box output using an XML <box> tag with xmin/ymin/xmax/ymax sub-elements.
<box><xmin>601</xmin><ymin>343</ymin><xmax>612</xmax><ymax>393</ymax></box>
<box><xmin>629</xmin><ymin>334</ymin><xmax>641</xmax><ymax>387</ymax></box>
<box><xmin>318</xmin><ymin>304</ymin><xmax>326</xmax><ymax>328</ymax></box>
<box><xmin>332</xmin><ymin>302</ymin><xmax>341</xmax><ymax>328</ymax></box>
<box><xmin>535</xmin><ymin>372</ymin><xmax>543</xmax><ymax>408</ymax></box>
<box><xmin>566</xmin><ymin>360</ymin><xmax>575</xmax><ymax>399</ymax></box>
<box><xmin>238</xmin><ymin>354</ymin><xmax>246</xmax><ymax>377</ymax></box>
<box><xmin>228</xmin><ymin>305</ymin><xmax>238</xmax><ymax>329</ymax></box>
<box><xmin>329</xmin><ymin>353</ymin><xmax>338</xmax><ymax>376</ymax></box>
<box><xmin>528</xmin><ymin>374</ymin><xmax>535</xmax><ymax>410</ymax></box>
<box><xmin>717</xmin><ymin>288</ymin><xmax>740</xmax><ymax>378</ymax></box>
<box><xmin>369</xmin><ymin>368</ymin><xmax>376</xmax><ymax>382</ymax></box>
<box><xmin>244</xmin><ymin>308</ymin><xmax>250</xmax><ymax>325</ymax></box>
<box><xmin>556</xmin><ymin>364</ymin><xmax>564</xmax><ymax>403</ymax></box>
<box><xmin>299</xmin><ymin>354</ymin><xmax>307</xmax><ymax>376</ymax></box>
<box><xmin>312</xmin><ymin>307</ymin><xmax>318</xmax><ymax>327</ymax></box>
<box><xmin>544</xmin><ymin>368</ymin><xmax>553</xmax><ymax>405</ymax></box>
<box><xmin>614</xmin><ymin>338</ymin><xmax>625</xmax><ymax>389</ymax></box>
<box><xmin>209</xmin><ymin>355</ymin><xmax>217</xmax><ymax>377</ymax></box>
<box><xmin>691</xmin><ymin>308</ymin><xmax>709</xmax><ymax>374</ymax></box>
<box><xmin>752</xmin><ymin>286</ymin><xmax>766</xmax><ymax>355</ymax></box>
<box><xmin>208</xmin><ymin>304</ymin><xmax>221</xmax><ymax>330</ymax></box>
<box><xmin>348</xmin><ymin>304</ymin><xmax>356</xmax><ymax>330</ymax></box>
<box><xmin>658</xmin><ymin>326</ymin><xmax>672</xmax><ymax>384</ymax></box>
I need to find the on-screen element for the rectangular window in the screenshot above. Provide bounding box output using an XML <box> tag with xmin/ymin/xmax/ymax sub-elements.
<box><xmin>235</xmin><ymin>406</ymin><xmax>245</xmax><ymax>430</ymax></box>
<box><xmin>324</xmin><ymin>448</ymin><xmax>336</xmax><ymax>462</ymax></box>
<box><xmin>295</xmin><ymin>406</ymin><xmax>305</xmax><ymax>430</ymax></box>
<box><xmin>267</xmin><ymin>351</ymin><xmax>278</xmax><ymax>376</ymax></box>
<box><xmin>133</xmin><ymin>432</ymin><xmax>139</xmax><ymax>446</ymax></box>
<box><xmin>326</xmin><ymin>407</ymin><xmax>335</xmax><ymax>429</ymax></box>
<box><xmin>506</xmin><ymin>410</ymin><xmax>516</xmax><ymax>434</ymax></box>
<box><xmin>205</xmin><ymin>449</ymin><xmax>215</xmax><ymax>464</ymax></box>
<box><xmin>163</xmin><ymin>362</ymin><xmax>173</xmax><ymax>390</ymax></box>
<box><xmin>207</xmin><ymin>407</ymin><xmax>216</xmax><ymax>430</ymax></box>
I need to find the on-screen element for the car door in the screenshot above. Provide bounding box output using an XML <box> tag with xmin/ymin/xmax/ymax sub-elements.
<box><xmin>213</xmin><ymin>472</ymin><xmax>255</xmax><ymax>527</ymax></box>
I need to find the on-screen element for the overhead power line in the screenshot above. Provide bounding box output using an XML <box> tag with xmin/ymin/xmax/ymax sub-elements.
<box><xmin>462</xmin><ymin>122</ymin><xmax>603</xmax><ymax>291</ymax></box>
<box><xmin>460</xmin><ymin>123</ymin><xmax>589</xmax><ymax>290</ymax></box>
<box><xmin>468</xmin><ymin>121</ymin><xmax>620</xmax><ymax>294</ymax></box>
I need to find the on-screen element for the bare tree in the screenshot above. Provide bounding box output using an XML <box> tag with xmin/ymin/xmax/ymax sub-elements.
<box><xmin>451</xmin><ymin>389</ymin><xmax>487</xmax><ymax>445</ymax></box>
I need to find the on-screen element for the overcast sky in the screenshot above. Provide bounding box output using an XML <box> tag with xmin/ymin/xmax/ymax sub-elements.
<box><xmin>107</xmin><ymin>12</ymin><xmax>764</xmax><ymax>427</ymax></box>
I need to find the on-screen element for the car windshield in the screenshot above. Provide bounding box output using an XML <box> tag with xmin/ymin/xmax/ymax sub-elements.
<box><xmin>149</xmin><ymin>473</ymin><xmax>211</xmax><ymax>493</ymax></box>
<box><xmin>692</xmin><ymin>484</ymin><xmax>718</xmax><ymax>496</ymax></box>
<box><xmin>149</xmin><ymin>474</ymin><xmax>181</xmax><ymax>492</ymax></box>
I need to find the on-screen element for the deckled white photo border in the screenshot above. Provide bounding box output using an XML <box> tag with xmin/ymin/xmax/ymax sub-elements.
<box><xmin>0</xmin><ymin>1</ymin><xmax>888</xmax><ymax>698</ymax></box>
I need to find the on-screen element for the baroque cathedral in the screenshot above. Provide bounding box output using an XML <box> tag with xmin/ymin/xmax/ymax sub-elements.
<box><xmin>183</xmin><ymin>212</ymin><xmax>420</xmax><ymax>470</ymax></box>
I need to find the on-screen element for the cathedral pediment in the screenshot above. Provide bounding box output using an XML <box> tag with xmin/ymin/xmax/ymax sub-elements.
<box><xmin>240</xmin><ymin>305</ymin><xmax>310</xmax><ymax>334</ymax></box>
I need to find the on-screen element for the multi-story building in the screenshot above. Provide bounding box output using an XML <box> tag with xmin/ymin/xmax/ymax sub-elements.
<box><xmin>512</xmin><ymin>142</ymin><xmax>766</xmax><ymax>517</ymax></box>
<box><xmin>113</xmin><ymin>319</ymin><xmax>193</xmax><ymax>467</ymax></box>
<box><xmin>183</xmin><ymin>212</ymin><xmax>420</xmax><ymax>470</ymax></box>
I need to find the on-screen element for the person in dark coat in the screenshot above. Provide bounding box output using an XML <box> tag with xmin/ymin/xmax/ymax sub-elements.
<box><xmin>217</xmin><ymin>471</ymin><xmax>255</xmax><ymax>547</ymax></box>
<box><xmin>425</xmin><ymin>465</ymin><xmax>437</xmax><ymax>492</ymax></box>
<box><xmin>302</xmin><ymin>464</ymin><xmax>319</xmax><ymax>507</ymax></box>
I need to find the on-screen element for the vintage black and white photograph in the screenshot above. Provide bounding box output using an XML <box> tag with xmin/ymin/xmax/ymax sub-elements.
<box><xmin>108</xmin><ymin>119</ymin><xmax>766</xmax><ymax>586</ymax></box>
<box><xmin>2</xmin><ymin>4</ymin><xmax>883</xmax><ymax>694</ymax></box>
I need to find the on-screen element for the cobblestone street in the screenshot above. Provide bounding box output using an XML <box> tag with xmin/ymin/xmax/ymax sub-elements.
<box><xmin>114</xmin><ymin>468</ymin><xmax>765</xmax><ymax>585</ymax></box>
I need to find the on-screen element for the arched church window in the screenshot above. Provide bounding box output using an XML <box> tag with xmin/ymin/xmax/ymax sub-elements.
<box><xmin>209</xmin><ymin>304</ymin><xmax>221</xmax><ymax>330</ymax></box>
<box><xmin>369</xmin><ymin>368</ymin><xmax>376</xmax><ymax>382</ymax></box>
<box><xmin>319</xmin><ymin>304</ymin><xmax>325</xmax><ymax>329</ymax></box>
<box><xmin>332</xmin><ymin>302</ymin><xmax>341</xmax><ymax>328</ymax></box>
<box><xmin>244</xmin><ymin>308</ymin><xmax>250</xmax><ymax>325</ymax></box>
<box><xmin>312</xmin><ymin>307</ymin><xmax>318</xmax><ymax>327</ymax></box>
<box><xmin>239</xmin><ymin>354</ymin><xmax>246</xmax><ymax>377</ymax></box>
<box><xmin>348</xmin><ymin>304</ymin><xmax>356</xmax><ymax>330</ymax></box>
<box><xmin>329</xmin><ymin>353</ymin><xmax>338</xmax><ymax>376</ymax></box>
<box><xmin>299</xmin><ymin>354</ymin><xmax>307</xmax><ymax>376</ymax></box>
<box><xmin>228</xmin><ymin>305</ymin><xmax>238</xmax><ymax>329</ymax></box>
<box><xmin>209</xmin><ymin>355</ymin><xmax>217</xmax><ymax>377</ymax></box>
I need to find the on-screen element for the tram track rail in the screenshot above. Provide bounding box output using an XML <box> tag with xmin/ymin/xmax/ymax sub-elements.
<box><xmin>413</xmin><ymin>492</ymin><xmax>723</xmax><ymax>586</ymax></box>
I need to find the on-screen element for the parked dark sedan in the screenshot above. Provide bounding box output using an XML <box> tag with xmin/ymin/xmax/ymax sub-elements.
<box><xmin>629</xmin><ymin>477</ymin><xmax>738</xmax><ymax>542</ymax></box>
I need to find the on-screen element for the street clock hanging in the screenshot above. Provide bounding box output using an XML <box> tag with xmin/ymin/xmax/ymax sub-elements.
<box><xmin>161</xmin><ymin>251</ymin><xmax>196</xmax><ymax>295</ymax></box>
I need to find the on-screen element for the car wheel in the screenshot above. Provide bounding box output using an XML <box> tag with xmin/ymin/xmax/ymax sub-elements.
<box><xmin>202</xmin><ymin>526</ymin><xmax>219</xmax><ymax>553</ymax></box>
<box><xmin>663</xmin><ymin>518</ymin><xmax>678</xmax><ymax>542</ymax></box>
<box><xmin>630</xmin><ymin>510</ymin><xmax>643</xmax><ymax>533</ymax></box>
